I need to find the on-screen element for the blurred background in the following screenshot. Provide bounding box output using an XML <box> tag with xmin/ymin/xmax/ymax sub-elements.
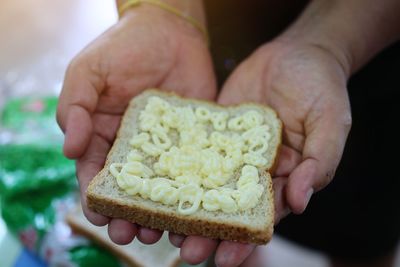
<box><xmin>0</xmin><ymin>1</ymin><xmax>399</xmax><ymax>267</ymax></box>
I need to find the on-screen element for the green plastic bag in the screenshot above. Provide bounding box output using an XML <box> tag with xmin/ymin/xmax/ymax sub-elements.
<box><xmin>1</xmin><ymin>97</ymin><xmax>58</xmax><ymax>130</ymax></box>
<box><xmin>69</xmin><ymin>245</ymin><xmax>122</xmax><ymax>267</ymax></box>
<box><xmin>0</xmin><ymin>97</ymin><xmax>122</xmax><ymax>267</ymax></box>
<box><xmin>0</xmin><ymin>144</ymin><xmax>75</xmax><ymax>199</ymax></box>
<box><xmin>0</xmin><ymin>97</ymin><xmax>63</xmax><ymax>145</ymax></box>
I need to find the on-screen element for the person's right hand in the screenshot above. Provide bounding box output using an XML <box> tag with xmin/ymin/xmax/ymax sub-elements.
<box><xmin>57</xmin><ymin>5</ymin><xmax>216</xmax><ymax>246</ymax></box>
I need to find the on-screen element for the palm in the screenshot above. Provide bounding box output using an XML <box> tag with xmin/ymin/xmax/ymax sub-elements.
<box><xmin>86</xmin><ymin>10</ymin><xmax>215</xmax><ymax>114</ymax></box>
<box><xmin>220</xmin><ymin>42</ymin><xmax>351</xmax><ymax>220</ymax></box>
<box><xmin>87</xmin><ymin>17</ymin><xmax>216</xmax><ymax>153</ymax></box>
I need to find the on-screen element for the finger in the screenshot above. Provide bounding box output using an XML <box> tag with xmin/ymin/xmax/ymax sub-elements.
<box><xmin>92</xmin><ymin>113</ymin><xmax>122</xmax><ymax>145</ymax></box>
<box><xmin>273</xmin><ymin>145</ymin><xmax>302</xmax><ymax>177</ymax></box>
<box><xmin>180</xmin><ymin>236</ymin><xmax>218</xmax><ymax>265</ymax></box>
<box><xmin>215</xmin><ymin>241</ymin><xmax>256</xmax><ymax>267</ymax></box>
<box><xmin>273</xmin><ymin>177</ymin><xmax>291</xmax><ymax>224</ymax></box>
<box><xmin>239</xmin><ymin>246</ymin><xmax>267</xmax><ymax>267</ymax></box>
<box><xmin>57</xmin><ymin>59</ymin><xmax>104</xmax><ymax>159</ymax></box>
<box><xmin>81</xmin><ymin>192</ymin><xmax>110</xmax><ymax>226</ymax></box>
<box><xmin>137</xmin><ymin>227</ymin><xmax>163</xmax><ymax>244</ymax></box>
<box><xmin>287</xmin><ymin>109</ymin><xmax>351</xmax><ymax>214</ymax></box>
<box><xmin>217</xmin><ymin>63</ymin><xmax>260</xmax><ymax>106</ymax></box>
<box><xmin>76</xmin><ymin>133</ymin><xmax>111</xmax><ymax>226</ymax></box>
<box><xmin>108</xmin><ymin>219</ymin><xmax>138</xmax><ymax>245</ymax></box>
<box><xmin>168</xmin><ymin>232</ymin><xmax>186</xmax><ymax>248</ymax></box>
<box><xmin>218</xmin><ymin>86</ymin><xmax>248</xmax><ymax>106</ymax></box>
<box><xmin>63</xmin><ymin>105</ymin><xmax>93</xmax><ymax>159</ymax></box>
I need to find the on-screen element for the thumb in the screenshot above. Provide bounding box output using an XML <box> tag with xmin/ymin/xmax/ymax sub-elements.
<box><xmin>217</xmin><ymin>59</ymin><xmax>264</xmax><ymax>106</ymax></box>
<box><xmin>57</xmin><ymin>59</ymin><xmax>104</xmax><ymax>159</ymax></box>
<box><xmin>286</xmin><ymin>107</ymin><xmax>352</xmax><ymax>214</ymax></box>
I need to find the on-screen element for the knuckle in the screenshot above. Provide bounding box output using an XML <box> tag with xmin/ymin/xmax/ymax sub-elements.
<box><xmin>66</xmin><ymin>56</ymin><xmax>84</xmax><ymax>75</ymax></box>
<box><xmin>341</xmin><ymin>110</ymin><xmax>352</xmax><ymax>130</ymax></box>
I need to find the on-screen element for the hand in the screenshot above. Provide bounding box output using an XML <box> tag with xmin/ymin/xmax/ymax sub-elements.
<box><xmin>174</xmin><ymin>40</ymin><xmax>352</xmax><ymax>266</ymax></box>
<box><xmin>57</xmin><ymin>5</ymin><xmax>216</xmax><ymax>245</ymax></box>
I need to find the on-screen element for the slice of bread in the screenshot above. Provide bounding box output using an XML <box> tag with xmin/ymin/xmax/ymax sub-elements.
<box><xmin>66</xmin><ymin>205</ymin><xmax>180</xmax><ymax>267</ymax></box>
<box><xmin>87</xmin><ymin>89</ymin><xmax>281</xmax><ymax>244</ymax></box>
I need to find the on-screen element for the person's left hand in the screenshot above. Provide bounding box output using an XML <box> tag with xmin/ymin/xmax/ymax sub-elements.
<box><xmin>172</xmin><ymin>38</ymin><xmax>352</xmax><ymax>266</ymax></box>
<box><xmin>56</xmin><ymin>5</ymin><xmax>216</xmax><ymax>248</ymax></box>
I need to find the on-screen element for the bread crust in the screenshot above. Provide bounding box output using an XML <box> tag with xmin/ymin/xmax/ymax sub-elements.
<box><xmin>87</xmin><ymin>176</ymin><xmax>274</xmax><ymax>245</ymax></box>
<box><xmin>87</xmin><ymin>89</ymin><xmax>280</xmax><ymax>245</ymax></box>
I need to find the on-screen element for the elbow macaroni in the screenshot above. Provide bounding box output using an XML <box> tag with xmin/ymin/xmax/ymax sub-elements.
<box><xmin>110</xmin><ymin>96</ymin><xmax>271</xmax><ymax>215</ymax></box>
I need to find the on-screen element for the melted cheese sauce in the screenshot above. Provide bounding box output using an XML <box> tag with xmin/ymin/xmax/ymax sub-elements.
<box><xmin>110</xmin><ymin>96</ymin><xmax>271</xmax><ymax>215</ymax></box>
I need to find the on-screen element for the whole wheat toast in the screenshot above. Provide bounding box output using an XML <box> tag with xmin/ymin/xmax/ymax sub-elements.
<box><xmin>87</xmin><ymin>89</ymin><xmax>281</xmax><ymax>244</ymax></box>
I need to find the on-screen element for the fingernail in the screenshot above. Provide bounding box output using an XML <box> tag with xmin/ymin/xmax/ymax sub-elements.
<box><xmin>304</xmin><ymin>188</ymin><xmax>314</xmax><ymax>209</ymax></box>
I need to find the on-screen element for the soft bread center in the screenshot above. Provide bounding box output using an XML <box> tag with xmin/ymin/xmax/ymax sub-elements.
<box><xmin>110</xmin><ymin>96</ymin><xmax>272</xmax><ymax>215</ymax></box>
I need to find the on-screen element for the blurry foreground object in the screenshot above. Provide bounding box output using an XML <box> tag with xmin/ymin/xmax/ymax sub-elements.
<box><xmin>0</xmin><ymin>97</ymin><xmax>126</xmax><ymax>266</ymax></box>
<box><xmin>66</xmin><ymin>205</ymin><xmax>180</xmax><ymax>267</ymax></box>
